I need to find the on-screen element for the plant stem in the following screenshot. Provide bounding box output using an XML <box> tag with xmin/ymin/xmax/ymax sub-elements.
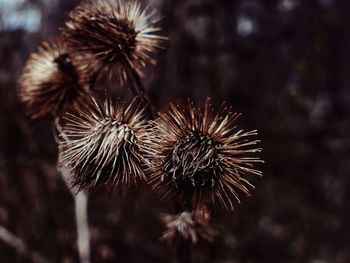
<box><xmin>128</xmin><ymin>67</ymin><xmax>156</xmax><ymax>119</ymax></box>
<box><xmin>60</xmin><ymin>166</ymin><xmax>91</xmax><ymax>263</ymax></box>
<box><xmin>175</xmin><ymin>238</ymin><xmax>192</xmax><ymax>263</ymax></box>
<box><xmin>75</xmin><ymin>191</ymin><xmax>91</xmax><ymax>263</ymax></box>
<box><xmin>55</xmin><ymin>120</ymin><xmax>91</xmax><ymax>263</ymax></box>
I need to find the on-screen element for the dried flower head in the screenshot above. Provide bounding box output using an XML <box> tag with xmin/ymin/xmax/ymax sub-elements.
<box><xmin>160</xmin><ymin>208</ymin><xmax>217</xmax><ymax>243</ymax></box>
<box><xmin>58</xmin><ymin>96</ymin><xmax>149</xmax><ymax>190</ymax></box>
<box><xmin>146</xmin><ymin>98</ymin><xmax>263</xmax><ymax>210</ymax></box>
<box><xmin>62</xmin><ymin>0</ymin><xmax>165</xmax><ymax>84</ymax></box>
<box><xmin>19</xmin><ymin>39</ymin><xmax>86</xmax><ymax>119</ymax></box>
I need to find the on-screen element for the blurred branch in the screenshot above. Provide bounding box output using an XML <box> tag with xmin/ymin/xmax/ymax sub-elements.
<box><xmin>0</xmin><ymin>225</ymin><xmax>48</xmax><ymax>263</ymax></box>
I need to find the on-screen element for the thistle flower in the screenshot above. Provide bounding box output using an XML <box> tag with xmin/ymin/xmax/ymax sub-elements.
<box><xmin>19</xmin><ymin>39</ymin><xmax>86</xmax><ymax>119</ymax></box>
<box><xmin>58</xmin><ymin>96</ymin><xmax>149</xmax><ymax>190</ymax></box>
<box><xmin>146</xmin><ymin>98</ymin><xmax>263</xmax><ymax>210</ymax></box>
<box><xmin>160</xmin><ymin>208</ymin><xmax>217</xmax><ymax>243</ymax></box>
<box><xmin>62</xmin><ymin>0</ymin><xmax>165</xmax><ymax>84</ymax></box>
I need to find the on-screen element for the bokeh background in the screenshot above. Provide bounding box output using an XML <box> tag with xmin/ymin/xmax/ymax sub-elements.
<box><xmin>1</xmin><ymin>0</ymin><xmax>350</xmax><ymax>262</ymax></box>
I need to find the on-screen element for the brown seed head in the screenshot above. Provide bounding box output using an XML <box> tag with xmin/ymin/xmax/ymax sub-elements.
<box><xmin>58</xmin><ymin>96</ymin><xmax>150</xmax><ymax>190</ymax></box>
<box><xmin>145</xmin><ymin>98</ymin><xmax>263</xmax><ymax>210</ymax></box>
<box><xmin>19</xmin><ymin>39</ymin><xmax>87</xmax><ymax>119</ymax></box>
<box><xmin>62</xmin><ymin>0</ymin><xmax>166</xmax><ymax>84</ymax></box>
<box><xmin>160</xmin><ymin>208</ymin><xmax>217</xmax><ymax>244</ymax></box>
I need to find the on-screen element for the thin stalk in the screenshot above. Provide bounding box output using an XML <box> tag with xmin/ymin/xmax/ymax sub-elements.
<box><xmin>60</xmin><ymin>166</ymin><xmax>91</xmax><ymax>263</ymax></box>
<box><xmin>55</xmin><ymin>119</ymin><xmax>91</xmax><ymax>263</ymax></box>
<box><xmin>175</xmin><ymin>238</ymin><xmax>192</xmax><ymax>263</ymax></box>
<box><xmin>128</xmin><ymin>67</ymin><xmax>156</xmax><ymax>119</ymax></box>
<box><xmin>54</xmin><ymin>117</ymin><xmax>68</xmax><ymax>142</ymax></box>
<box><xmin>75</xmin><ymin>191</ymin><xmax>90</xmax><ymax>263</ymax></box>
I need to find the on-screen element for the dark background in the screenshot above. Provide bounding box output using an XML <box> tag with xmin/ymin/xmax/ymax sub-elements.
<box><xmin>1</xmin><ymin>0</ymin><xmax>350</xmax><ymax>262</ymax></box>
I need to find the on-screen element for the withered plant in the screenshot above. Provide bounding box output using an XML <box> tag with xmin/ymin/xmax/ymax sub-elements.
<box><xmin>59</xmin><ymin>96</ymin><xmax>150</xmax><ymax>190</ymax></box>
<box><xmin>160</xmin><ymin>207</ymin><xmax>217</xmax><ymax>244</ymax></box>
<box><xmin>18</xmin><ymin>0</ymin><xmax>263</xmax><ymax>262</ymax></box>
<box><xmin>145</xmin><ymin>98</ymin><xmax>263</xmax><ymax>211</ymax></box>
<box><xmin>62</xmin><ymin>0</ymin><xmax>166</xmax><ymax>84</ymax></box>
<box><xmin>19</xmin><ymin>39</ymin><xmax>87</xmax><ymax>119</ymax></box>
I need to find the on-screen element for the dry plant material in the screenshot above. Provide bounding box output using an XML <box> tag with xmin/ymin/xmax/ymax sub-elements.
<box><xmin>58</xmin><ymin>96</ymin><xmax>150</xmax><ymax>190</ymax></box>
<box><xmin>19</xmin><ymin>39</ymin><xmax>86</xmax><ymax>119</ymax></box>
<box><xmin>160</xmin><ymin>208</ymin><xmax>217</xmax><ymax>244</ymax></box>
<box><xmin>62</xmin><ymin>0</ymin><xmax>166</xmax><ymax>84</ymax></box>
<box><xmin>146</xmin><ymin>98</ymin><xmax>263</xmax><ymax>210</ymax></box>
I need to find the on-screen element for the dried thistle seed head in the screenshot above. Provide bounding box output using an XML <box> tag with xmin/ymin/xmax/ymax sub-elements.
<box><xmin>62</xmin><ymin>0</ymin><xmax>166</xmax><ymax>84</ymax></box>
<box><xmin>146</xmin><ymin>98</ymin><xmax>263</xmax><ymax>210</ymax></box>
<box><xmin>58</xmin><ymin>96</ymin><xmax>150</xmax><ymax>190</ymax></box>
<box><xmin>19</xmin><ymin>39</ymin><xmax>87</xmax><ymax>119</ymax></box>
<box><xmin>160</xmin><ymin>209</ymin><xmax>217</xmax><ymax>244</ymax></box>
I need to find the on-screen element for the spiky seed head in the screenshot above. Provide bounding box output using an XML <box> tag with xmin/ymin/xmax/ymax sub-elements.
<box><xmin>62</xmin><ymin>0</ymin><xmax>166</xmax><ymax>84</ymax></box>
<box><xmin>58</xmin><ymin>96</ymin><xmax>150</xmax><ymax>190</ymax></box>
<box><xmin>19</xmin><ymin>39</ymin><xmax>87</xmax><ymax>119</ymax></box>
<box><xmin>160</xmin><ymin>208</ymin><xmax>217</xmax><ymax>244</ymax></box>
<box><xmin>145</xmin><ymin>98</ymin><xmax>263</xmax><ymax>210</ymax></box>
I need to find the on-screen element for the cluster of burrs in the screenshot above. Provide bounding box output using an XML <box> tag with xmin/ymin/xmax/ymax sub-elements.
<box><xmin>19</xmin><ymin>0</ymin><xmax>263</xmax><ymax>245</ymax></box>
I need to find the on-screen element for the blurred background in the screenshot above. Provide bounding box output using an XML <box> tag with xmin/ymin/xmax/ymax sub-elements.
<box><xmin>1</xmin><ymin>0</ymin><xmax>350</xmax><ymax>262</ymax></box>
